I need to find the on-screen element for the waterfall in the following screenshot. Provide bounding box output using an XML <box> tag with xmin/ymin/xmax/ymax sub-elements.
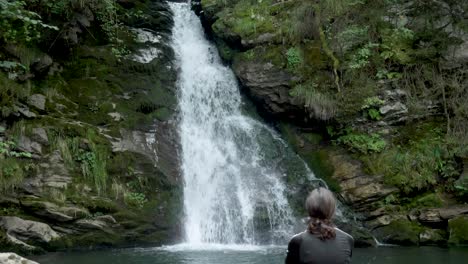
<box><xmin>170</xmin><ymin>2</ymin><xmax>315</xmax><ymax>246</ymax></box>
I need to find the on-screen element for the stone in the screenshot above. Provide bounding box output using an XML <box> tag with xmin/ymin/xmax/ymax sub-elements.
<box><xmin>379</xmin><ymin>101</ymin><xmax>408</xmax><ymax>115</ymax></box>
<box><xmin>108</xmin><ymin>112</ymin><xmax>123</xmax><ymax>121</ymax></box>
<box><xmin>31</xmin><ymin>127</ymin><xmax>49</xmax><ymax>145</ymax></box>
<box><xmin>95</xmin><ymin>215</ymin><xmax>118</xmax><ymax>225</ymax></box>
<box><xmin>14</xmin><ymin>105</ymin><xmax>36</xmax><ymax>118</ymax></box>
<box><xmin>22</xmin><ymin>151</ymin><xmax>72</xmax><ymax>193</ymax></box>
<box><xmin>31</xmin><ymin>54</ymin><xmax>53</xmax><ymax>75</ymax></box>
<box><xmin>17</xmin><ymin>136</ymin><xmax>41</xmax><ymax>155</ymax></box>
<box><xmin>0</xmin><ymin>216</ymin><xmax>60</xmax><ymax>249</ymax></box>
<box><xmin>28</xmin><ymin>94</ymin><xmax>46</xmax><ymax>111</ymax></box>
<box><xmin>418</xmin><ymin>205</ymin><xmax>468</xmax><ymax>224</ymax></box>
<box><xmin>0</xmin><ymin>253</ymin><xmax>39</xmax><ymax>264</ymax></box>
<box><xmin>448</xmin><ymin>215</ymin><xmax>468</xmax><ymax>245</ymax></box>
<box><xmin>21</xmin><ymin>200</ymin><xmax>89</xmax><ymax>222</ymax></box>
<box><xmin>419</xmin><ymin>229</ymin><xmax>447</xmax><ymax>245</ymax></box>
<box><xmin>75</xmin><ymin>219</ymin><xmax>108</xmax><ymax>230</ymax></box>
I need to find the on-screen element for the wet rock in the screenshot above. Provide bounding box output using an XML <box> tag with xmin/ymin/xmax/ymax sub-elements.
<box><xmin>0</xmin><ymin>253</ymin><xmax>39</xmax><ymax>264</ymax></box>
<box><xmin>21</xmin><ymin>200</ymin><xmax>89</xmax><ymax>222</ymax></box>
<box><xmin>0</xmin><ymin>216</ymin><xmax>60</xmax><ymax>250</ymax></box>
<box><xmin>233</xmin><ymin>61</ymin><xmax>301</xmax><ymax>116</ymax></box>
<box><xmin>28</xmin><ymin>94</ymin><xmax>46</xmax><ymax>111</ymax></box>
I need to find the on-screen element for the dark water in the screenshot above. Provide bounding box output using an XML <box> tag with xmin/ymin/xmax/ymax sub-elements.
<box><xmin>32</xmin><ymin>245</ymin><xmax>468</xmax><ymax>264</ymax></box>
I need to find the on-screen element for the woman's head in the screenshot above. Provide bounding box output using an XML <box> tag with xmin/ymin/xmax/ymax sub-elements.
<box><xmin>305</xmin><ymin>187</ymin><xmax>336</xmax><ymax>240</ymax></box>
<box><xmin>306</xmin><ymin>187</ymin><xmax>336</xmax><ymax>220</ymax></box>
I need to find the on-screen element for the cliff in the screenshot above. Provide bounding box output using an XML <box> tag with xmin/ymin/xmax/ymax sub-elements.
<box><xmin>197</xmin><ymin>0</ymin><xmax>468</xmax><ymax>246</ymax></box>
<box><xmin>0</xmin><ymin>0</ymin><xmax>182</xmax><ymax>253</ymax></box>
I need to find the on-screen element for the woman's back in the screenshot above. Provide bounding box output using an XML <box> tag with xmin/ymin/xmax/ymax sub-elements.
<box><xmin>286</xmin><ymin>228</ymin><xmax>354</xmax><ymax>264</ymax></box>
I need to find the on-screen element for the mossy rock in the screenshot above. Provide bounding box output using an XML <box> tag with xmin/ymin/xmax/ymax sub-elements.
<box><xmin>419</xmin><ymin>228</ymin><xmax>447</xmax><ymax>246</ymax></box>
<box><xmin>448</xmin><ymin>215</ymin><xmax>468</xmax><ymax>245</ymax></box>
<box><xmin>374</xmin><ymin>219</ymin><xmax>422</xmax><ymax>246</ymax></box>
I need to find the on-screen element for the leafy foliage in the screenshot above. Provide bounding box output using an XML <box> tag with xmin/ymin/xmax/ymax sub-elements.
<box><xmin>0</xmin><ymin>0</ymin><xmax>58</xmax><ymax>43</ymax></box>
<box><xmin>337</xmin><ymin>132</ymin><xmax>387</xmax><ymax>154</ymax></box>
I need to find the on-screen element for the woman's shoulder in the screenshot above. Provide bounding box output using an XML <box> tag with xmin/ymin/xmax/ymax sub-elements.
<box><xmin>334</xmin><ymin>227</ymin><xmax>354</xmax><ymax>246</ymax></box>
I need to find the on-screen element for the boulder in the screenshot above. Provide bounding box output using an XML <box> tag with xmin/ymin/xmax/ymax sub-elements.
<box><xmin>419</xmin><ymin>229</ymin><xmax>447</xmax><ymax>246</ymax></box>
<box><xmin>448</xmin><ymin>215</ymin><xmax>468</xmax><ymax>245</ymax></box>
<box><xmin>0</xmin><ymin>216</ymin><xmax>60</xmax><ymax>249</ymax></box>
<box><xmin>27</xmin><ymin>94</ymin><xmax>46</xmax><ymax>111</ymax></box>
<box><xmin>0</xmin><ymin>253</ymin><xmax>39</xmax><ymax>264</ymax></box>
<box><xmin>373</xmin><ymin>219</ymin><xmax>421</xmax><ymax>246</ymax></box>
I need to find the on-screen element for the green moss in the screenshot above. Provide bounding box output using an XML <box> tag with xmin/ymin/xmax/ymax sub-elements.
<box><xmin>362</xmin><ymin>122</ymin><xmax>450</xmax><ymax>194</ymax></box>
<box><xmin>375</xmin><ymin>219</ymin><xmax>422</xmax><ymax>246</ymax></box>
<box><xmin>448</xmin><ymin>216</ymin><xmax>468</xmax><ymax>245</ymax></box>
<box><xmin>154</xmin><ymin>107</ymin><xmax>172</xmax><ymax>121</ymax></box>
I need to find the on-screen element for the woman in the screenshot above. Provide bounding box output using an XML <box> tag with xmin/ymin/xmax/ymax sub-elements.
<box><xmin>285</xmin><ymin>187</ymin><xmax>354</xmax><ymax>264</ymax></box>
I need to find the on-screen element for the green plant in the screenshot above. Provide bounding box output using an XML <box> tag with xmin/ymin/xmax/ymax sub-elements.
<box><xmin>0</xmin><ymin>158</ymin><xmax>24</xmax><ymax>193</ymax></box>
<box><xmin>348</xmin><ymin>42</ymin><xmax>378</xmax><ymax>69</ymax></box>
<box><xmin>0</xmin><ymin>0</ymin><xmax>58</xmax><ymax>42</ymax></box>
<box><xmin>286</xmin><ymin>47</ymin><xmax>302</xmax><ymax>70</ymax></box>
<box><xmin>0</xmin><ymin>140</ymin><xmax>32</xmax><ymax>158</ymax></box>
<box><xmin>124</xmin><ymin>192</ymin><xmax>147</xmax><ymax>209</ymax></box>
<box><xmin>337</xmin><ymin>132</ymin><xmax>387</xmax><ymax>153</ymax></box>
<box><xmin>361</xmin><ymin>96</ymin><xmax>385</xmax><ymax>121</ymax></box>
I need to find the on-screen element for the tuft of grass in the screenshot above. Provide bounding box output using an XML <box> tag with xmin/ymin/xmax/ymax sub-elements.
<box><xmin>290</xmin><ymin>82</ymin><xmax>337</xmax><ymax>120</ymax></box>
<box><xmin>0</xmin><ymin>158</ymin><xmax>24</xmax><ymax>193</ymax></box>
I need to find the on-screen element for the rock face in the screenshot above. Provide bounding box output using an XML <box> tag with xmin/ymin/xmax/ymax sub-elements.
<box><xmin>233</xmin><ymin>61</ymin><xmax>301</xmax><ymax>116</ymax></box>
<box><xmin>328</xmin><ymin>152</ymin><xmax>397</xmax><ymax>210</ymax></box>
<box><xmin>0</xmin><ymin>0</ymin><xmax>182</xmax><ymax>254</ymax></box>
<box><xmin>0</xmin><ymin>253</ymin><xmax>39</xmax><ymax>264</ymax></box>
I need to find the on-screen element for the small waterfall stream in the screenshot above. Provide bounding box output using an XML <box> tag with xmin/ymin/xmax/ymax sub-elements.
<box><xmin>170</xmin><ymin>2</ymin><xmax>318</xmax><ymax>246</ymax></box>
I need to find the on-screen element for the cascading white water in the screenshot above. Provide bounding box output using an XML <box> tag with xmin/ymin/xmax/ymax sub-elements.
<box><xmin>170</xmin><ymin>2</ymin><xmax>305</xmax><ymax>246</ymax></box>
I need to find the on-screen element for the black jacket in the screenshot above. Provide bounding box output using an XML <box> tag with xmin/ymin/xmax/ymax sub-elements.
<box><xmin>285</xmin><ymin>228</ymin><xmax>354</xmax><ymax>264</ymax></box>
